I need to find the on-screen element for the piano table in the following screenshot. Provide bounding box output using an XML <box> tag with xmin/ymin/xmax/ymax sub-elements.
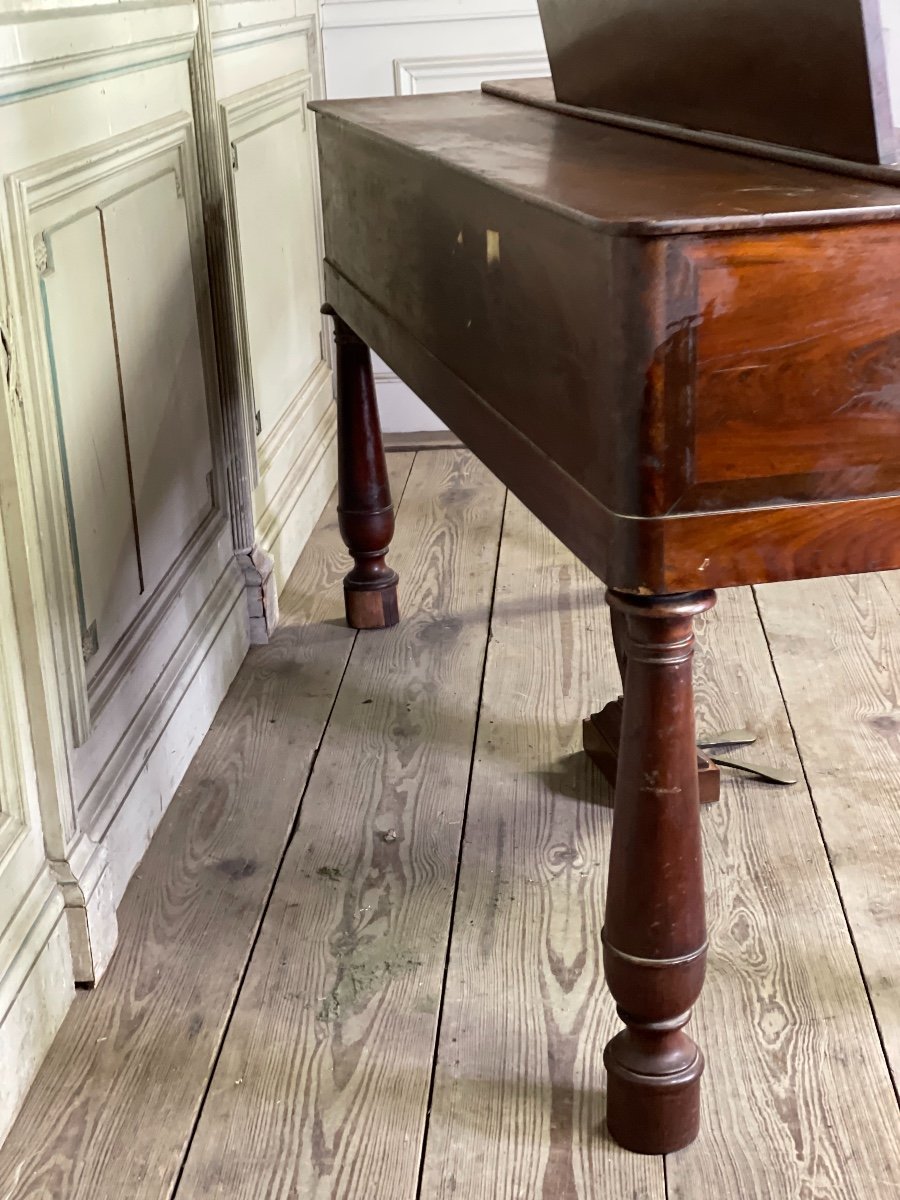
<box><xmin>309</xmin><ymin>80</ymin><xmax>900</xmax><ymax>1156</ymax></box>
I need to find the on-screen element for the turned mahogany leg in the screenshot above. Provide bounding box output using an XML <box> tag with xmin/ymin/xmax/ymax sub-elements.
<box><xmin>324</xmin><ymin>305</ymin><xmax>399</xmax><ymax>629</ymax></box>
<box><xmin>602</xmin><ymin>588</ymin><xmax>716</xmax><ymax>1155</ymax></box>
<box><xmin>583</xmin><ymin>601</ymin><xmax>720</xmax><ymax>805</ymax></box>
<box><xmin>610</xmin><ymin>606</ymin><xmax>629</xmax><ymax>687</ymax></box>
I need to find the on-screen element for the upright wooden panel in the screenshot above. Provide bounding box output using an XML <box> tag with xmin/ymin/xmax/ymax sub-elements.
<box><xmin>229</xmin><ymin>84</ymin><xmax>322</xmax><ymax>437</ymax></box>
<box><xmin>101</xmin><ymin>169</ymin><xmax>215</xmax><ymax>593</ymax></box>
<box><xmin>0</xmin><ymin>456</ymin><xmax>414</xmax><ymax>1200</ymax></box>
<box><xmin>40</xmin><ymin>210</ymin><xmax>140</xmax><ymax>662</ymax></box>
<box><xmin>176</xmin><ymin>449</ymin><xmax>505</xmax><ymax>1199</ymax></box>
<box><xmin>756</xmin><ymin>571</ymin><xmax>900</xmax><ymax>1080</ymax></box>
<box><xmin>420</xmin><ymin>495</ymin><xmax>662</xmax><ymax>1200</ymax></box>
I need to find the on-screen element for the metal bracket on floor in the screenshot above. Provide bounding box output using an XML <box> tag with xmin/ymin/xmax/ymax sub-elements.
<box><xmin>696</xmin><ymin>730</ymin><xmax>798</xmax><ymax>786</ymax></box>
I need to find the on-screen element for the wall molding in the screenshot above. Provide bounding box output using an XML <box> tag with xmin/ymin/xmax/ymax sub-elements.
<box><xmin>87</xmin><ymin>509</ymin><xmax>230</xmax><ymax>720</ymax></box>
<box><xmin>0</xmin><ymin>865</ymin><xmax>67</xmax><ymax>1028</ymax></box>
<box><xmin>213</xmin><ymin>12</ymin><xmax>319</xmax><ymax>55</ymax></box>
<box><xmin>78</xmin><ymin>534</ymin><xmax>244</xmax><ymax>840</ymax></box>
<box><xmin>191</xmin><ymin>2</ymin><xmax>326</xmax><ymax>642</ymax></box>
<box><xmin>321</xmin><ymin>0</ymin><xmax>539</xmax><ymax>29</ymax></box>
<box><xmin>393</xmin><ymin>47</ymin><xmax>548</xmax><ymax>93</ymax></box>
<box><xmin>219</xmin><ymin>68</ymin><xmax>314</xmax><ymax>489</ymax></box>
<box><xmin>256</xmin><ymin>393</ymin><xmax>333</xmax><ymax>543</ymax></box>
<box><xmin>257</xmin><ymin>358</ymin><xmax>331</xmax><ymax>478</ymax></box>
<box><xmin>49</xmin><ymin>828</ymin><xmax>115</xmax><ymax>984</ymax></box>
<box><xmin>5</xmin><ymin>112</ymin><xmax>225</xmax><ymax>750</ymax></box>
<box><xmin>0</xmin><ymin>3</ymin><xmax>197</xmax><ymax>103</ymax></box>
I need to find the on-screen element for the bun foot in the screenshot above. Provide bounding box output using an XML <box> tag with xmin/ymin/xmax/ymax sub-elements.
<box><xmin>604</xmin><ymin>1028</ymin><xmax>703</xmax><ymax>1154</ymax></box>
<box><xmin>344</xmin><ymin>576</ymin><xmax>400</xmax><ymax>629</ymax></box>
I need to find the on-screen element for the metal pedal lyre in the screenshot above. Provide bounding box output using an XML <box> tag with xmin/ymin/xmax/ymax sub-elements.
<box><xmin>696</xmin><ymin>730</ymin><xmax>797</xmax><ymax>786</ymax></box>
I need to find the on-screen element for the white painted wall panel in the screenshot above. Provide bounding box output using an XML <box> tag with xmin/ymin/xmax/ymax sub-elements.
<box><xmin>0</xmin><ymin>7</ymin><xmax>248</xmax><ymax>1028</ymax></box>
<box><xmin>231</xmin><ymin>96</ymin><xmax>322</xmax><ymax>435</ymax></box>
<box><xmin>212</xmin><ymin>10</ymin><xmax>337</xmax><ymax>593</ymax></box>
<box><xmin>0</xmin><ymin>0</ymin><xmax>334</xmax><ymax>1136</ymax></box>
<box><xmin>41</xmin><ymin>211</ymin><xmax>140</xmax><ymax>667</ymax></box>
<box><xmin>102</xmin><ymin>170</ymin><xmax>215</xmax><ymax>594</ymax></box>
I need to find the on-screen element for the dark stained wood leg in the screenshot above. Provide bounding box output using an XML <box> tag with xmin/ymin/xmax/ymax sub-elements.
<box><xmin>602</xmin><ymin>588</ymin><xmax>716</xmax><ymax>1155</ymax></box>
<box><xmin>584</xmin><ymin>601</ymin><xmax>720</xmax><ymax>805</ymax></box>
<box><xmin>324</xmin><ymin>305</ymin><xmax>399</xmax><ymax>630</ymax></box>
<box><xmin>610</xmin><ymin>605</ymin><xmax>629</xmax><ymax>687</ymax></box>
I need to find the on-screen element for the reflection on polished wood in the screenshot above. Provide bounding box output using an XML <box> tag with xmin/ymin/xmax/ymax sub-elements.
<box><xmin>536</xmin><ymin>0</ymin><xmax>898</xmax><ymax>164</ymax></box>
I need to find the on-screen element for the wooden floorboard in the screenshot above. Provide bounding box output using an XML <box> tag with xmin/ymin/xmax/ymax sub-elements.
<box><xmin>420</xmin><ymin>496</ymin><xmax>663</xmax><ymax>1200</ymax></box>
<box><xmin>667</xmin><ymin>586</ymin><xmax>900</xmax><ymax>1198</ymax></box>
<box><xmin>3</xmin><ymin>451</ymin><xmax>900</xmax><ymax>1198</ymax></box>
<box><xmin>756</xmin><ymin>572</ymin><xmax>900</xmax><ymax>1090</ymax></box>
<box><xmin>0</xmin><ymin>455</ymin><xmax>415</xmax><ymax>1200</ymax></box>
<box><xmin>175</xmin><ymin>450</ymin><xmax>505</xmax><ymax>1199</ymax></box>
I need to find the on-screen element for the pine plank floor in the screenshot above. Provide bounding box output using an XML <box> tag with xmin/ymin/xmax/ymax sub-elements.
<box><xmin>1</xmin><ymin>448</ymin><xmax>898</xmax><ymax>1199</ymax></box>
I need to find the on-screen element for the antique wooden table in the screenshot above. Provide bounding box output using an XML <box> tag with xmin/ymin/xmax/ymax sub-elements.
<box><xmin>309</xmin><ymin>78</ymin><xmax>900</xmax><ymax>1155</ymax></box>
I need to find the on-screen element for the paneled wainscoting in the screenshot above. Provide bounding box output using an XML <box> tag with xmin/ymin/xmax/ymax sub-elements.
<box><xmin>1</xmin><ymin>447</ymin><xmax>897</xmax><ymax>1198</ymax></box>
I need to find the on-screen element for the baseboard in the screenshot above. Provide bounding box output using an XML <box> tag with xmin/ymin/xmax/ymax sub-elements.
<box><xmin>374</xmin><ymin>364</ymin><xmax>448</xmax><ymax>433</ymax></box>
<box><xmin>384</xmin><ymin>430</ymin><xmax>464</xmax><ymax>452</ymax></box>
<box><xmin>256</xmin><ymin>403</ymin><xmax>338</xmax><ymax>594</ymax></box>
<box><xmin>79</xmin><ymin>559</ymin><xmax>248</xmax><ymax>909</ymax></box>
<box><xmin>50</xmin><ymin>831</ymin><xmax>117</xmax><ymax>985</ymax></box>
<box><xmin>0</xmin><ymin>869</ymin><xmax>72</xmax><ymax>1143</ymax></box>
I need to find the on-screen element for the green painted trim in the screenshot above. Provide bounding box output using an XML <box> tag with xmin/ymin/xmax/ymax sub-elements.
<box><xmin>0</xmin><ymin>50</ymin><xmax>190</xmax><ymax>108</ymax></box>
<box><xmin>213</xmin><ymin>27</ymin><xmax>311</xmax><ymax>56</ymax></box>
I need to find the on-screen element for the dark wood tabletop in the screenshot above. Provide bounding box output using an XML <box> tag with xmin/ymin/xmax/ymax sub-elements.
<box><xmin>312</xmin><ymin>87</ymin><xmax>900</xmax><ymax>595</ymax></box>
<box><xmin>310</xmin><ymin>89</ymin><xmax>900</xmax><ymax>236</ymax></box>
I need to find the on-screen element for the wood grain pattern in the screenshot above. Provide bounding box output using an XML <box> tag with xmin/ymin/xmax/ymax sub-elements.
<box><xmin>3</xmin><ymin>453</ymin><xmax>900</xmax><ymax>1195</ymax></box>
<box><xmin>323</xmin><ymin>265</ymin><xmax>900</xmax><ymax>596</ymax></box>
<box><xmin>668</xmin><ymin>586</ymin><xmax>900</xmax><ymax>1198</ymax></box>
<box><xmin>0</xmin><ymin>455</ymin><xmax>415</xmax><ymax>1200</ymax></box>
<box><xmin>756</xmin><ymin>571</ymin><xmax>900</xmax><ymax>1086</ymax></box>
<box><xmin>315</xmin><ymin>89</ymin><xmax>900</xmax><ymax>604</ymax></box>
<box><xmin>175</xmin><ymin>450</ymin><xmax>505</xmax><ymax>1199</ymax></box>
<box><xmin>681</xmin><ymin>226</ymin><xmax>900</xmax><ymax>508</ymax></box>
<box><xmin>420</xmin><ymin>495</ymin><xmax>663</xmax><ymax>1199</ymax></box>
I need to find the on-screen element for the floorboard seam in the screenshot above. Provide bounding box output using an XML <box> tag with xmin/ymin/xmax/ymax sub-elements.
<box><xmin>168</xmin><ymin>456</ymin><xmax>420</xmax><ymax>1199</ymax></box>
<box><xmin>877</xmin><ymin>571</ymin><xmax>900</xmax><ymax>621</ymax></box>
<box><xmin>750</xmin><ymin>584</ymin><xmax>900</xmax><ymax>1110</ymax></box>
<box><xmin>413</xmin><ymin>487</ymin><xmax>509</xmax><ymax>1200</ymax></box>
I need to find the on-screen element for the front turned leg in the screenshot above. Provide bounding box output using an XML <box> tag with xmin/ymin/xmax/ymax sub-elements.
<box><xmin>603</xmin><ymin>589</ymin><xmax>716</xmax><ymax>1154</ymax></box>
<box><xmin>324</xmin><ymin>305</ymin><xmax>399</xmax><ymax>629</ymax></box>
